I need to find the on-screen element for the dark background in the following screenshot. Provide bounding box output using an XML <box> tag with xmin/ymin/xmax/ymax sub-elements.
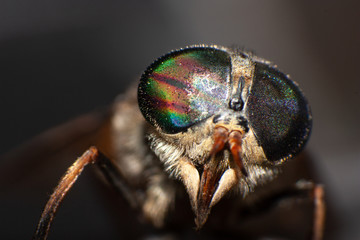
<box><xmin>1</xmin><ymin>1</ymin><xmax>359</xmax><ymax>239</ymax></box>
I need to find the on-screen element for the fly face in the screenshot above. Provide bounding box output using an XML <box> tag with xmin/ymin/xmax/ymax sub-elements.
<box><xmin>138</xmin><ymin>45</ymin><xmax>312</xmax><ymax>228</ymax></box>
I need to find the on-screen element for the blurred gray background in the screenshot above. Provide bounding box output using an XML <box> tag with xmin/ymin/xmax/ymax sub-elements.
<box><xmin>0</xmin><ymin>1</ymin><xmax>359</xmax><ymax>239</ymax></box>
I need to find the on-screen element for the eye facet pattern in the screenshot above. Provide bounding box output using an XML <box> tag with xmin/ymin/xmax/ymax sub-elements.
<box><xmin>138</xmin><ymin>47</ymin><xmax>232</xmax><ymax>133</ymax></box>
<box><xmin>245</xmin><ymin>62</ymin><xmax>312</xmax><ymax>162</ymax></box>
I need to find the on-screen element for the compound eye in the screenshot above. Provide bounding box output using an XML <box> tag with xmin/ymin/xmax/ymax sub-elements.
<box><xmin>246</xmin><ymin>63</ymin><xmax>312</xmax><ymax>162</ymax></box>
<box><xmin>138</xmin><ymin>47</ymin><xmax>231</xmax><ymax>133</ymax></box>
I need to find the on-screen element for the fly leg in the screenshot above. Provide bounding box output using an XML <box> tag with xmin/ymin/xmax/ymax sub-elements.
<box><xmin>285</xmin><ymin>181</ymin><xmax>326</xmax><ymax>240</ymax></box>
<box><xmin>237</xmin><ymin>180</ymin><xmax>325</xmax><ymax>240</ymax></box>
<box><xmin>311</xmin><ymin>184</ymin><xmax>325</xmax><ymax>240</ymax></box>
<box><xmin>32</xmin><ymin>146</ymin><xmax>141</xmax><ymax>240</ymax></box>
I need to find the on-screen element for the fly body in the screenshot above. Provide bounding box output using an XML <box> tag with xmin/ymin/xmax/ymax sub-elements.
<box><xmin>32</xmin><ymin>45</ymin><xmax>325</xmax><ymax>240</ymax></box>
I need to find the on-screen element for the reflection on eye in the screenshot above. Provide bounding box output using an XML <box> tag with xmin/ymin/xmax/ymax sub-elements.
<box><xmin>138</xmin><ymin>47</ymin><xmax>231</xmax><ymax>133</ymax></box>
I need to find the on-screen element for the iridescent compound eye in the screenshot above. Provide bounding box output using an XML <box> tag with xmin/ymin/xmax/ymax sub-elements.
<box><xmin>245</xmin><ymin>62</ymin><xmax>312</xmax><ymax>162</ymax></box>
<box><xmin>138</xmin><ymin>47</ymin><xmax>232</xmax><ymax>133</ymax></box>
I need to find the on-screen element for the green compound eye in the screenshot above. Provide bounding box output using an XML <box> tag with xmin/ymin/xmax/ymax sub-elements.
<box><xmin>138</xmin><ymin>47</ymin><xmax>232</xmax><ymax>133</ymax></box>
